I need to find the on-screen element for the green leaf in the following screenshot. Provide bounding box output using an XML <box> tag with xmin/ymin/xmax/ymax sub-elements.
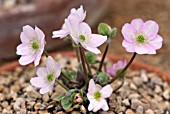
<box><xmin>110</xmin><ymin>27</ymin><xmax>117</xmax><ymax>38</ymax></box>
<box><xmin>64</xmin><ymin>70</ymin><xmax>77</xmax><ymax>80</ymax></box>
<box><xmin>85</xmin><ymin>52</ymin><xmax>97</xmax><ymax>64</ymax></box>
<box><xmin>79</xmin><ymin>89</ymin><xmax>84</xmax><ymax>97</ymax></box>
<box><xmin>53</xmin><ymin>93</ymin><xmax>65</xmax><ymax>101</ymax></box>
<box><xmin>98</xmin><ymin>23</ymin><xmax>111</xmax><ymax>36</ymax></box>
<box><xmin>61</xmin><ymin>96</ymin><xmax>72</xmax><ymax>110</ymax></box>
<box><xmin>73</xmin><ymin>104</ymin><xmax>80</xmax><ymax>109</ymax></box>
<box><xmin>70</xmin><ymin>93</ymin><xmax>77</xmax><ymax>102</ymax></box>
<box><xmin>96</xmin><ymin>72</ymin><xmax>109</xmax><ymax>83</ymax></box>
<box><xmin>116</xmin><ymin>69</ymin><xmax>127</xmax><ymax>77</ymax></box>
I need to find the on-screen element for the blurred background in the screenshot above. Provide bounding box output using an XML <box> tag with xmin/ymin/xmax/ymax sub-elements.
<box><xmin>0</xmin><ymin>0</ymin><xmax>169</xmax><ymax>73</ymax></box>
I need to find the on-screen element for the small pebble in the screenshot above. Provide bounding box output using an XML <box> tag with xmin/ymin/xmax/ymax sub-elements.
<box><xmin>144</xmin><ymin>109</ymin><xmax>154</xmax><ymax>114</ymax></box>
<box><xmin>125</xmin><ymin>109</ymin><xmax>135</xmax><ymax>114</ymax></box>
<box><xmin>122</xmin><ymin>99</ymin><xmax>130</xmax><ymax>106</ymax></box>
<box><xmin>136</xmin><ymin>106</ymin><xmax>143</xmax><ymax>114</ymax></box>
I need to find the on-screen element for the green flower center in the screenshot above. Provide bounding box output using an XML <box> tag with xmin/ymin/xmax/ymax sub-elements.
<box><xmin>32</xmin><ymin>42</ymin><xmax>39</xmax><ymax>50</ymax></box>
<box><xmin>47</xmin><ymin>73</ymin><xmax>54</xmax><ymax>82</ymax></box>
<box><xmin>94</xmin><ymin>91</ymin><xmax>101</xmax><ymax>100</ymax></box>
<box><xmin>79</xmin><ymin>35</ymin><xmax>86</xmax><ymax>42</ymax></box>
<box><xmin>136</xmin><ymin>35</ymin><xmax>145</xmax><ymax>43</ymax></box>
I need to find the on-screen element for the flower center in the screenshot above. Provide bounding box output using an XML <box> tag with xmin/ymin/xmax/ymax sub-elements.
<box><xmin>136</xmin><ymin>35</ymin><xmax>145</xmax><ymax>43</ymax></box>
<box><xmin>47</xmin><ymin>73</ymin><xmax>54</xmax><ymax>82</ymax></box>
<box><xmin>79</xmin><ymin>35</ymin><xmax>86</xmax><ymax>42</ymax></box>
<box><xmin>32</xmin><ymin>42</ymin><xmax>39</xmax><ymax>50</ymax></box>
<box><xmin>94</xmin><ymin>91</ymin><xmax>101</xmax><ymax>100</ymax></box>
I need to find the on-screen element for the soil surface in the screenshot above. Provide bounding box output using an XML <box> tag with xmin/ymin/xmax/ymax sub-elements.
<box><xmin>0</xmin><ymin>54</ymin><xmax>169</xmax><ymax>114</ymax></box>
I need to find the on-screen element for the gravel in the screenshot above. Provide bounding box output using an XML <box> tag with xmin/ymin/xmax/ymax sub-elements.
<box><xmin>0</xmin><ymin>55</ymin><xmax>169</xmax><ymax>113</ymax></box>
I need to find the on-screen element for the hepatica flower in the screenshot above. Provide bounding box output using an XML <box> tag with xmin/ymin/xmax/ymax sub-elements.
<box><xmin>16</xmin><ymin>25</ymin><xmax>45</xmax><ymax>66</ymax></box>
<box><xmin>122</xmin><ymin>18</ymin><xmax>163</xmax><ymax>54</ymax></box>
<box><xmin>65</xmin><ymin>14</ymin><xmax>107</xmax><ymax>54</ymax></box>
<box><xmin>87</xmin><ymin>79</ymin><xmax>113</xmax><ymax>112</ymax></box>
<box><xmin>30</xmin><ymin>56</ymin><xmax>62</xmax><ymax>94</ymax></box>
<box><xmin>107</xmin><ymin>59</ymin><xmax>126</xmax><ymax>76</ymax></box>
<box><xmin>52</xmin><ymin>5</ymin><xmax>86</xmax><ymax>39</ymax></box>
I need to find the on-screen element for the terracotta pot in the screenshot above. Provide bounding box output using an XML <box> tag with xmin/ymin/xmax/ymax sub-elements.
<box><xmin>0</xmin><ymin>51</ymin><xmax>170</xmax><ymax>85</ymax></box>
<box><xmin>0</xmin><ymin>0</ymin><xmax>110</xmax><ymax>65</ymax></box>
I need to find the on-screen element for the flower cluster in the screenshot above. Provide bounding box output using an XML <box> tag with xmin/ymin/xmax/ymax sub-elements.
<box><xmin>16</xmin><ymin>5</ymin><xmax>163</xmax><ymax>113</ymax></box>
<box><xmin>52</xmin><ymin>5</ymin><xmax>107</xmax><ymax>54</ymax></box>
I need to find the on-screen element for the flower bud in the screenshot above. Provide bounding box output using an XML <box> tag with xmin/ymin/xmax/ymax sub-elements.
<box><xmin>73</xmin><ymin>93</ymin><xmax>83</xmax><ymax>103</ymax></box>
<box><xmin>98</xmin><ymin>23</ymin><xmax>111</xmax><ymax>36</ymax></box>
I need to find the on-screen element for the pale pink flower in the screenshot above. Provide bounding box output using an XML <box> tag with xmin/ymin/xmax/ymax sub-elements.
<box><xmin>122</xmin><ymin>18</ymin><xmax>163</xmax><ymax>54</ymax></box>
<box><xmin>52</xmin><ymin>5</ymin><xmax>86</xmax><ymax>39</ymax></box>
<box><xmin>16</xmin><ymin>25</ymin><xmax>45</xmax><ymax>66</ymax></box>
<box><xmin>107</xmin><ymin>59</ymin><xmax>126</xmax><ymax>76</ymax></box>
<box><xmin>30</xmin><ymin>56</ymin><xmax>62</xmax><ymax>94</ymax></box>
<box><xmin>65</xmin><ymin>14</ymin><xmax>107</xmax><ymax>54</ymax></box>
<box><xmin>87</xmin><ymin>79</ymin><xmax>113</xmax><ymax>112</ymax></box>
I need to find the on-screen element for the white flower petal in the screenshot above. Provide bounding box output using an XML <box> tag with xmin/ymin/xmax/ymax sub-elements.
<box><xmin>46</xmin><ymin>56</ymin><xmax>61</xmax><ymax>78</ymax></box>
<box><xmin>150</xmin><ymin>34</ymin><xmax>163</xmax><ymax>50</ymax></box>
<box><xmin>23</xmin><ymin>25</ymin><xmax>37</xmax><ymax>39</ymax></box>
<box><xmin>20</xmin><ymin>32</ymin><xmax>30</xmax><ymax>43</ymax></box>
<box><xmin>100</xmin><ymin>85</ymin><xmax>113</xmax><ymax>98</ymax></box>
<box><xmin>16</xmin><ymin>44</ymin><xmax>32</xmax><ymax>55</ymax></box>
<box><xmin>92</xmin><ymin>101</ymin><xmax>102</xmax><ymax>112</ymax></box>
<box><xmin>30</xmin><ymin>77</ymin><xmax>48</xmax><ymax>88</ymax></box>
<box><xmin>52</xmin><ymin>30</ymin><xmax>69</xmax><ymax>38</ymax></box>
<box><xmin>88</xmin><ymin>34</ymin><xmax>107</xmax><ymax>47</ymax></box>
<box><xmin>101</xmin><ymin>99</ymin><xmax>109</xmax><ymax>111</ymax></box>
<box><xmin>88</xmin><ymin>99</ymin><xmax>97</xmax><ymax>111</ymax></box>
<box><xmin>134</xmin><ymin>45</ymin><xmax>149</xmax><ymax>54</ymax></box>
<box><xmin>34</xmin><ymin>50</ymin><xmax>43</xmax><ymax>66</ymax></box>
<box><xmin>122</xmin><ymin>40</ymin><xmax>135</xmax><ymax>52</ymax></box>
<box><xmin>19</xmin><ymin>55</ymin><xmax>35</xmax><ymax>66</ymax></box>
<box><xmin>147</xmin><ymin>45</ymin><xmax>156</xmax><ymax>54</ymax></box>
<box><xmin>141</xmin><ymin>20</ymin><xmax>159</xmax><ymax>39</ymax></box>
<box><xmin>121</xmin><ymin>23</ymin><xmax>135</xmax><ymax>42</ymax></box>
<box><xmin>83</xmin><ymin>46</ymin><xmax>101</xmax><ymax>54</ymax></box>
<box><xmin>35</xmin><ymin>26</ymin><xmax>45</xmax><ymax>40</ymax></box>
<box><xmin>88</xmin><ymin>79</ymin><xmax>96</xmax><ymax>95</ymax></box>
<box><xmin>40</xmin><ymin>84</ymin><xmax>53</xmax><ymax>94</ymax></box>
<box><xmin>131</xmin><ymin>18</ymin><xmax>144</xmax><ymax>31</ymax></box>
<box><xmin>36</xmin><ymin>67</ymin><xmax>48</xmax><ymax>77</ymax></box>
<box><xmin>71</xmin><ymin>5</ymin><xmax>86</xmax><ymax>21</ymax></box>
<box><xmin>79</xmin><ymin>22</ymin><xmax>92</xmax><ymax>35</ymax></box>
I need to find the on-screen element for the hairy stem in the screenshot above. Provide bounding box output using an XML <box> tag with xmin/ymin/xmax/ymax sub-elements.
<box><xmin>44</xmin><ymin>50</ymin><xmax>49</xmax><ymax>57</ymax></box>
<box><xmin>79</xmin><ymin>47</ymin><xmax>89</xmax><ymax>86</ymax></box>
<box><xmin>81</xmin><ymin>48</ymin><xmax>92</xmax><ymax>75</ymax></box>
<box><xmin>98</xmin><ymin>38</ymin><xmax>111</xmax><ymax>71</ymax></box>
<box><xmin>103</xmin><ymin>52</ymin><xmax>137</xmax><ymax>85</ymax></box>
<box><xmin>56</xmin><ymin>80</ymin><xmax>69</xmax><ymax>91</ymax></box>
<box><xmin>75</xmin><ymin>47</ymin><xmax>81</xmax><ymax>63</ymax></box>
<box><xmin>112</xmin><ymin>77</ymin><xmax>124</xmax><ymax>93</ymax></box>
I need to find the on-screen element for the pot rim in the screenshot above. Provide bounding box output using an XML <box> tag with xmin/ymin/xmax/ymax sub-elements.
<box><xmin>0</xmin><ymin>51</ymin><xmax>169</xmax><ymax>84</ymax></box>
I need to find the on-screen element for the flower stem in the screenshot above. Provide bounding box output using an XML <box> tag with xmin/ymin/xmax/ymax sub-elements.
<box><xmin>104</xmin><ymin>52</ymin><xmax>137</xmax><ymax>85</ymax></box>
<box><xmin>79</xmin><ymin>47</ymin><xmax>89</xmax><ymax>87</ymax></box>
<box><xmin>44</xmin><ymin>50</ymin><xmax>49</xmax><ymax>57</ymax></box>
<box><xmin>110</xmin><ymin>52</ymin><xmax>136</xmax><ymax>83</ymax></box>
<box><xmin>81</xmin><ymin>48</ymin><xmax>92</xmax><ymax>75</ymax></box>
<box><xmin>98</xmin><ymin>37</ymin><xmax>111</xmax><ymax>72</ymax></box>
<box><xmin>75</xmin><ymin>47</ymin><xmax>81</xmax><ymax>63</ymax></box>
<box><xmin>61</xmin><ymin>72</ymin><xmax>79</xmax><ymax>84</ymax></box>
<box><xmin>56</xmin><ymin>80</ymin><xmax>69</xmax><ymax>91</ymax></box>
<box><xmin>112</xmin><ymin>77</ymin><xmax>124</xmax><ymax>93</ymax></box>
